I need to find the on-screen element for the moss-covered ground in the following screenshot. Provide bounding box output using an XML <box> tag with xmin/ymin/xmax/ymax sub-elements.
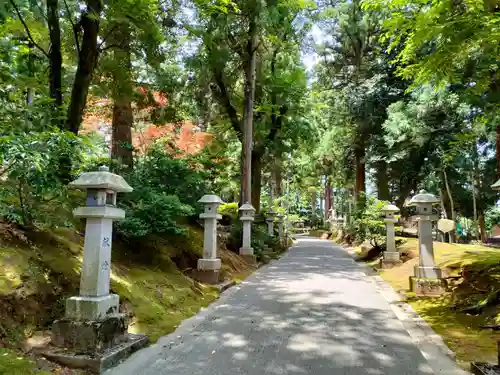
<box><xmin>0</xmin><ymin>224</ymin><xmax>254</xmax><ymax>374</ymax></box>
<box><xmin>374</xmin><ymin>238</ymin><xmax>500</xmax><ymax>367</ymax></box>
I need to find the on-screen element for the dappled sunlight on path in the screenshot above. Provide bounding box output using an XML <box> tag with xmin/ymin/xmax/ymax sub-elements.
<box><xmin>107</xmin><ymin>238</ymin><xmax>449</xmax><ymax>375</ymax></box>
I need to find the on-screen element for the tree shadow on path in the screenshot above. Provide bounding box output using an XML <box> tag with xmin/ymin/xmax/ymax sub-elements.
<box><xmin>111</xmin><ymin>238</ymin><xmax>435</xmax><ymax>375</ymax></box>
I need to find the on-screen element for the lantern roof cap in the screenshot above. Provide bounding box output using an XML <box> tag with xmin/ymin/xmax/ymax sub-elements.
<box><xmin>492</xmin><ymin>179</ymin><xmax>500</xmax><ymax>190</ymax></box>
<box><xmin>409</xmin><ymin>190</ymin><xmax>439</xmax><ymax>205</ymax></box>
<box><xmin>69</xmin><ymin>166</ymin><xmax>132</xmax><ymax>193</ymax></box>
<box><xmin>239</xmin><ymin>203</ymin><xmax>255</xmax><ymax>212</ymax></box>
<box><xmin>381</xmin><ymin>204</ymin><xmax>399</xmax><ymax>213</ymax></box>
<box><xmin>198</xmin><ymin>194</ymin><xmax>223</xmax><ymax>204</ymax></box>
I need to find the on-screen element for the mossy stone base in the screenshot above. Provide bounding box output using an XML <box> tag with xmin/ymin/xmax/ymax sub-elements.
<box><xmin>262</xmin><ymin>250</ymin><xmax>278</xmax><ymax>259</ymax></box>
<box><xmin>192</xmin><ymin>269</ymin><xmax>220</xmax><ymax>285</ymax></box>
<box><xmin>241</xmin><ymin>254</ymin><xmax>257</xmax><ymax>265</ymax></box>
<box><xmin>409</xmin><ymin>276</ymin><xmax>446</xmax><ymax>296</ymax></box>
<box><xmin>43</xmin><ymin>333</ymin><xmax>148</xmax><ymax>374</ymax></box>
<box><xmin>52</xmin><ymin>314</ymin><xmax>127</xmax><ymax>354</ymax></box>
<box><xmin>470</xmin><ymin>362</ymin><xmax>500</xmax><ymax>375</ymax></box>
<box><xmin>379</xmin><ymin>259</ymin><xmax>402</xmax><ymax>269</ymax></box>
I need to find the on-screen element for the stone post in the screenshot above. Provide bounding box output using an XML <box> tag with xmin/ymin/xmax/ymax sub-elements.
<box><xmin>239</xmin><ymin>203</ymin><xmax>256</xmax><ymax>263</ymax></box>
<box><xmin>380</xmin><ymin>204</ymin><xmax>401</xmax><ymax>268</ymax></box>
<box><xmin>194</xmin><ymin>195</ymin><xmax>222</xmax><ymax>284</ymax></box>
<box><xmin>266</xmin><ymin>209</ymin><xmax>276</xmax><ymax>236</ymax></box>
<box><xmin>48</xmin><ymin>166</ymin><xmax>147</xmax><ymax>371</ymax></box>
<box><xmin>277</xmin><ymin>214</ymin><xmax>285</xmax><ymax>240</ymax></box>
<box><xmin>409</xmin><ymin>190</ymin><xmax>444</xmax><ymax>296</ymax></box>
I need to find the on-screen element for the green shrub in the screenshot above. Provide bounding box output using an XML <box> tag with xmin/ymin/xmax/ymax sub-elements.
<box><xmin>349</xmin><ymin>196</ymin><xmax>389</xmax><ymax>247</ymax></box>
<box><xmin>485</xmin><ymin>206</ymin><xmax>500</xmax><ymax>233</ymax></box>
<box><xmin>218</xmin><ymin>202</ymin><xmax>238</xmax><ymax>221</ymax></box>
<box><xmin>125</xmin><ymin>145</ymin><xmax>210</xmax><ymax>208</ymax></box>
<box><xmin>226</xmin><ymin>221</ymin><xmax>276</xmax><ymax>260</ymax></box>
<box><xmin>117</xmin><ymin>145</ymin><xmax>212</xmax><ymax>238</ymax></box>
<box><xmin>0</xmin><ymin>130</ymin><xmax>87</xmax><ymax>229</ymax></box>
<box><xmin>117</xmin><ymin>193</ymin><xmax>194</xmax><ymax>237</ymax></box>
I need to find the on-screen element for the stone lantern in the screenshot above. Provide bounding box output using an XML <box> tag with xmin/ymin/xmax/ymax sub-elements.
<box><xmin>380</xmin><ymin>204</ymin><xmax>400</xmax><ymax>267</ymax></box>
<box><xmin>47</xmin><ymin>166</ymin><xmax>147</xmax><ymax>372</ymax></box>
<box><xmin>266</xmin><ymin>209</ymin><xmax>276</xmax><ymax>236</ymax></box>
<box><xmin>194</xmin><ymin>194</ymin><xmax>223</xmax><ymax>284</ymax></box>
<box><xmin>492</xmin><ymin>179</ymin><xmax>500</xmax><ymax>190</ymax></box>
<box><xmin>336</xmin><ymin>216</ymin><xmax>345</xmax><ymax>227</ymax></box>
<box><xmin>409</xmin><ymin>190</ymin><xmax>444</xmax><ymax>295</ymax></box>
<box><xmin>239</xmin><ymin>203</ymin><xmax>256</xmax><ymax>263</ymax></box>
<box><xmin>277</xmin><ymin>214</ymin><xmax>285</xmax><ymax>241</ymax></box>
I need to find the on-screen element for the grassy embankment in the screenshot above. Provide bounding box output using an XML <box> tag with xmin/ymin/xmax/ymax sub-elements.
<box><xmin>0</xmin><ymin>224</ymin><xmax>254</xmax><ymax>374</ymax></box>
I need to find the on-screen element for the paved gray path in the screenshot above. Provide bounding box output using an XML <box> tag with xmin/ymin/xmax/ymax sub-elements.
<box><xmin>107</xmin><ymin>238</ymin><xmax>466</xmax><ymax>375</ymax></box>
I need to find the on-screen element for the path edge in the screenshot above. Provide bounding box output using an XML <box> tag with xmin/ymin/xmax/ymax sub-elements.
<box><xmin>338</xmin><ymin>242</ymin><xmax>471</xmax><ymax>375</ymax></box>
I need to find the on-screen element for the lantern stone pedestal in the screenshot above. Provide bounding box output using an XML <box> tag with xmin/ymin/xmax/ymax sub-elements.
<box><xmin>192</xmin><ymin>195</ymin><xmax>223</xmax><ymax>284</ymax></box>
<box><xmin>380</xmin><ymin>204</ymin><xmax>402</xmax><ymax>269</ymax></box>
<box><xmin>43</xmin><ymin>167</ymin><xmax>147</xmax><ymax>374</ymax></box>
<box><xmin>262</xmin><ymin>210</ymin><xmax>276</xmax><ymax>256</ymax></box>
<box><xmin>239</xmin><ymin>203</ymin><xmax>256</xmax><ymax>264</ymax></box>
<box><xmin>266</xmin><ymin>210</ymin><xmax>275</xmax><ymax>236</ymax></box>
<box><xmin>408</xmin><ymin>191</ymin><xmax>445</xmax><ymax>296</ymax></box>
<box><xmin>277</xmin><ymin>214</ymin><xmax>285</xmax><ymax>244</ymax></box>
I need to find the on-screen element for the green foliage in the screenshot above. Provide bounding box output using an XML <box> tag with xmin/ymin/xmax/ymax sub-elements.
<box><xmin>227</xmin><ymin>221</ymin><xmax>278</xmax><ymax>259</ymax></box>
<box><xmin>0</xmin><ymin>130</ymin><xmax>87</xmax><ymax>228</ymax></box>
<box><xmin>218</xmin><ymin>202</ymin><xmax>238</xmax><ymax>220</ymax></box>
<box><xmin>485</xmin><ymin>206</ymin><xmax>500</xmax><ymax>233</ymax></box>
<box><xmin>117</xmin><ymin>146</ymin><xmax>211</xmax><ymax>238</ymax></box>
<box><xmin>363</xmin><ymin>0</ymin><xmax>500</xmax><ymax>94</ymax></box>
<box><xmin>348</xmin><ymin>197</ymin><xmax>388</xmax><ymax>246</ymax></box>
<box><xmin>117</xmin><ymin>194</ymin><xmax>193</xmax><ymax>237</ymax></box>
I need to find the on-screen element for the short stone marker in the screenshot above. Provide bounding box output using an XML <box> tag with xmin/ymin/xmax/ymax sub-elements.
<box><xmin>266</xmin><ymin>209</ymin><xmax>276</xmax><ymax>236</ymax></box>
<box><xmin>380</xmin><ymin>203</ymin><xmax>401</xmax><ymax>268</ymax></box>
<box><xmin>262</xmin><ymin>209</ymin><xmax>277</xmax><ymax>258</ymax></box>
<box><xmin>193</xmin><ymin>194</ymin><xmax>223</xmax><ymax>284</ymax></box>
<box><xmin>437</xmin><ymin>218</ymin><xmax>455</xmax><ymax>242</ymax></box>
<box><xmin>408</xmin><ymin>190</ymin><xmax>445</xmax><ymax>296</ymax></box>
<box><xmin>437</xmin><ymin>219</ymin><xmax>455</xmax><ymax>234</ymax></box>
<box><xmin>277</xmin><ymin>213</ymin><xmax>285</xmax><ymax>242</ymax></box>
<box><xmin>239</xmin><ymin>202</ymin><xmax>256</xmax><ymax>263</ymax></box>
<box><xmin>44</xmin><ymin>166</ymin><xmax>147</xmax><ymax>373</ymax></box>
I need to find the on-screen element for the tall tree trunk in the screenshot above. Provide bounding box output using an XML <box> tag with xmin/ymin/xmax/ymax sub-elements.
<box><xmin>311</xmin><ymin>190</ymin><xmax>317</xmax><ymax>218</ymax></box>
<box><xmin>47</xmin><ymin>0</ymin><xmax>63</xmax><ymax>112</ymax></box>
<box><xmin>325</xmin><ymin>181</ymin><xmax>331</xmax><ymax>221</ymax></box>
<box><xmin>251</xmin><ymin>150</ymin><xmax>262</xmax><ymax>213</ymax></box>
<box><xmin>331</xmin><ymin>187</ymin><xmax>336</xmax><ymax>218</ymax></box>
<box><xmin>471</xmin><ymin>171</ymin><xmax>478</xmax><ymax>240</ymax></box>
<box><xmin>111</xmin><ymin>24</ymin><xmax>133</xmax><ymax>168</ymax></box>
<box><xmin>439</xmin><ymin>189</ymin><xmax>447</xmax><ymax>219</ymax></box>
<box><xmin>271</xmin><ymin>159</ymin><xmax>282</xmax><ymax>198</ymax></box>
<box><xmin>375</xmin><ymin>160</ymin><xmax>389</xmax><ymax>201</ymax></box>
<box><xmin>354</xmin><ymin>144</ymin><xmax>366</xmax><ymax>207</ymax></box>
<box><xmin>66</xmin><ymin>0</ymin><xmax>102</xmax><ymax>134</ymax></box>
<box><xmin>241</xmin><ymin>14</ymin><xmax>258</xmax><ymax>206</ymax></box>
<box><xmin>471</xmin><ymin>140</ymin><xmax>481</xmax><ymax>241</ymax></box>
<box><xmin>496</xmin><ymin>125</ymin><xmax>500</xmax><ymax>177</ymax></box>
<box><xmin>478</xmin><ymin>213</ymin><xmax>487</xmax><ymax>243</ymax></box>
<box><xmin>443</xmin><ymin>168</ymin><xmax>456</xmax><ymax>243</ymax></box>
